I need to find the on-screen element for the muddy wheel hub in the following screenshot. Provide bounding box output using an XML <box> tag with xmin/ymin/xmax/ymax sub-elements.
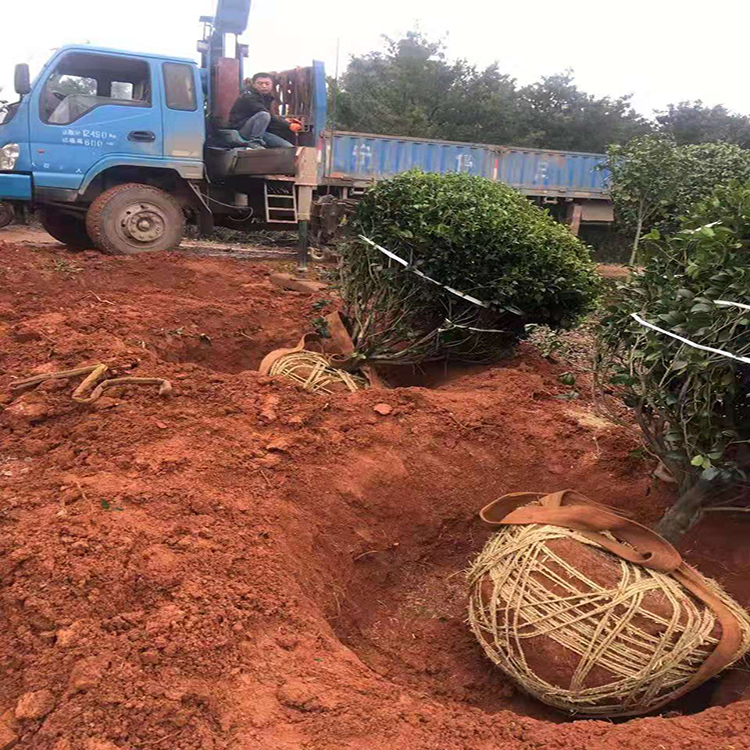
<box><xmin>120</xmin><ymin>203</ymin><xmax>166</xmax><ymax>244</ymax></box>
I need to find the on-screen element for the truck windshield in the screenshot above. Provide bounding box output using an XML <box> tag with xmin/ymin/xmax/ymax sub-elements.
<box><xmin>41</xmin><ymin>51</ymin><xmax>151</xmax><ymax>126</ymax></box>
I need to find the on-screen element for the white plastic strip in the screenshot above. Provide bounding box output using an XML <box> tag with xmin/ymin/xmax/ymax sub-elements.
<box><xmin>359</xmin><ymin>236</ymin><xmax>490</xmax><ymax>309</ymax></box>
<box><xmin>716</xmin><ymin>300</ymin><xmax>750</xmax><ymax>312</ymax></box>
<box><xmin>439</xmin><ymin>319</ymin><xmax>506</xmax><ymax>334</ymax></box>
<box><xmin>631</xmin><ymin>313</ymin><xmax>750</xmax><ymax>365</ymax></box>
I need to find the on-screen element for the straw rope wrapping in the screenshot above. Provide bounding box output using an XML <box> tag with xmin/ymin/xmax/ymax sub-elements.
<box><xmin>268</xmin><ymin>351</ymin><xmax>368</xmax><ymax>395</ymax></box>
<box><xmin>468</xmin><ymin>523</ymin><xmax>750</xmax><ymax>716</ymax></box>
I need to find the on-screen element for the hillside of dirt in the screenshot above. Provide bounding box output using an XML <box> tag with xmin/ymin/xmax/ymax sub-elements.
<box><xmin>1</xmin><ymin>229</ymin><xmax>749</xmax><ymax>750</ymax></box>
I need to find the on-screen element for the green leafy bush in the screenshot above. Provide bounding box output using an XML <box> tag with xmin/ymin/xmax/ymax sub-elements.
<box><xmin>598</xmin><ymin>180</ymin><xmax>750</xmax><ymax>538</ymax></box>
<box><xmin>673</xmin><ymin>143</ymin><xmax>750</xmax><ymax>227</ymax></box>
<box><xmin>606</xmin><ymin>136</ymin><xmax>750</xmax><ymax>263</ymax></box>
<box><xmin>339</xmin><ymin>171</ymin><xmax>599</xmax><ymax>364</ymax></box>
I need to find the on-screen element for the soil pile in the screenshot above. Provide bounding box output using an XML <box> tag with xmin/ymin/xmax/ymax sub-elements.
<box><xmin>1</xmin><ymin>232</ymin><xmax>749</xmax><ymax>749</ymax></box>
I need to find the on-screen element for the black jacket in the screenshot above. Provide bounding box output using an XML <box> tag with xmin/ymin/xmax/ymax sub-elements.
<box><xmin>228</xmin><ymin>89</ymin><xmax>292</xmax><ymax>137</ymax></box>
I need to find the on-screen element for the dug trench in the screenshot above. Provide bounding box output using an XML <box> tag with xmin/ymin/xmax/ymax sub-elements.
<box><xmin>0</xmin><ymin>232</ymin><xmax>749</xmax><ymax>749</ymax></box>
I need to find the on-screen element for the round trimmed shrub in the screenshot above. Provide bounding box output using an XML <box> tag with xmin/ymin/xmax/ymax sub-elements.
<box><xmin>339</xmin><ymin>171</ymin><xmax>599</xmax><ymax>364</ymax></box>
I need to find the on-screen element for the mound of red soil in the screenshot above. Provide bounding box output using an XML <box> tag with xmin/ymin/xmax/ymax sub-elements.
<box><xmin>0</xmin><ymin>233</ymin><xmax>749</xmax><ymax>749</ymax></box>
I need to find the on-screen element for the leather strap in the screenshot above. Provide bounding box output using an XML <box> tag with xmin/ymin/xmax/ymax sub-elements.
<box><xmin>258</xmin><ymin>312</ymin><xmax>355</xmax><ymax>375</ymax></box>
<box><xmin>479</xmin><ymin>489</ymin><xmax>744</xmax><ymax>711</ymax></box>
<box><xmin>258</xmin><ymin>332</ymin><xmax>323</xmax><ymax>375</ymax></box>
<box><xmin>258</xmin><ymin>311</ymin><xmax>389</xmax><ymax>389</ymax></box>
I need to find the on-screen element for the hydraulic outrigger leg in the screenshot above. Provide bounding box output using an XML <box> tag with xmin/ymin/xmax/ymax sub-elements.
<box><xmin>297</xmin><ymin>185</ymin><xmax>313</xmax><ymax>272</ymax></box>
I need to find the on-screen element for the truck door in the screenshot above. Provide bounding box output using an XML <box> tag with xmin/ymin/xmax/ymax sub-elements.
<box><xmin>160</xmin><ymin>62</ymin><xmax>204</xmax><ymax>162</ymax></box>
<box><xmin>28</xmin><ymin>50</ymin><xmax>164</xmax><ymax>191</ymax></box>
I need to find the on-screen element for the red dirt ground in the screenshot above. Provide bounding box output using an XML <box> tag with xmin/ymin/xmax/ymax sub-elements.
<box><xmin>1</xmin><ymin>228</ymin><xmax>749</xmax><ymax>750</ymax></box>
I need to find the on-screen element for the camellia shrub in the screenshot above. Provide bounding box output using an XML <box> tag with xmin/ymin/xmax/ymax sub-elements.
<box><xmin>337</xmin><ymin>171</ymin><xmax>600</xmax><ymax>364</ymax></box>
<box><xmin>598</xmin><ymin>179</ymin><xmax>750</xmax><ymax>541</ymax></box>
<box><xmin>605</xmin><ymin>135</ymin><xmax>750</xmax><ymax>264</ymax></box>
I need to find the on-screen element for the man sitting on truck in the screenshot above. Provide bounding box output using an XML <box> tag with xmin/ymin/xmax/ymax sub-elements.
<box><xmin>228</xmin><ymin>73</ymin><xmax>301</xmax><ymax>149</ymax></box>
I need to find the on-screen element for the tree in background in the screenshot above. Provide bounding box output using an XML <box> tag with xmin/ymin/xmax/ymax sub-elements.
<box><xmin>329</xmin><ymin>33</ymin><xmax>645</xmax><ymax>151</ymax></box>
<box><xmin>434</xmin><ymin>63</ymin><xmax>523</xmax><ymax>145</ymax></box>
<box><xmin>656</xmin><ymin>101</ymin><xmax>750</xmax><ymax>148</ymax></box>
<box><xmin>329</xmin><ymin>32</ymin><xmax>523</xmax><ymax>143</ymax></box>
<box><xmin>331</xmin><ymin>31</ymin><xmax>750</xmax><ymax>156</ymax></box>
<box><xmin>516</xmin><ymin>72</ymin><xmax>650</xmax><ymax>152</ymax></box>
<box><xmin>604</xmin><ymin>134</ymin><xmax>680</xmax><ymax>265</ymax></box>
<box><xmin>329</xmin><ymin>32</ymin><xmax>496</xmax><ymax>140</ymax></box>
<box><xmin>606</xmin><ymin>137</ymin><xmax>750</xmax><ymax>263</ymax></box>
<box><xmin>672</xmin><ymin>143</ymin><xmax>750</xmax><ymax>224</ymax></box>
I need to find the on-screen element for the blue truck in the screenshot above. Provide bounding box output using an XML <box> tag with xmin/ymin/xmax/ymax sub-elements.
<box><xmin>0</xmin><ymin>0</ymin><xmax>612</xmax><ymax>259</ymax></box>
<box><xmin>0</xmin><ymin>0</ymin><xmax>326</xmax><ymax>262</ymax></box>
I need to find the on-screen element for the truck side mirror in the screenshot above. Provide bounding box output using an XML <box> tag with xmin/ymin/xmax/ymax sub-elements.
<box><xmin>14</xmin><ymin>64</ymin><xmax>31</xmax><ymax>96</ymax></box>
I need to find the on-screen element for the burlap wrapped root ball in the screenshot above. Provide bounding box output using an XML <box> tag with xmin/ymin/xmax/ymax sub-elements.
<box><xmin>467</xmin><ymin>492</ymin><xmax>750</xmax><ymax>717</ymax></box>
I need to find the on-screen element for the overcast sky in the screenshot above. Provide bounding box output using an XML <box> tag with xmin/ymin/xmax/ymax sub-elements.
<box><xmin>1</xmin><ymin>0</ymin><xmax>748</xmax><ymax>120</ymax></box>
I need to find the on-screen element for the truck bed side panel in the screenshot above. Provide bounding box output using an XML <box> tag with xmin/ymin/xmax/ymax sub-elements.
<box><xmin>325</xmin><ymin>132</ymin><xmax>496</xmax><ymax>182</ymax></box>
<box><xmin>322</xmin><ymin>131</ymin><xmax>610</xmax><ymax>198</ymax></box>
<box><xmin>498</xmin><ymin>147</ymin><xmax>608</xmax><ymax>196</ymax></box>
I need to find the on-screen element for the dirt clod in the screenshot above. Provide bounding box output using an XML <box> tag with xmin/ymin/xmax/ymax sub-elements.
<box><xmin>277</xmin><ymin>681</ymin><xmax>325</xmax><ymax>712</ymax></box>
<box><xmin>266</xmin><ymin>437</ymin><xmax>291</xmax><ymax>452</ymax></box>
<box><xmin>0</xmin><ymin>724</ymin><xmax>17</xmax><ymax>750</ymax></box>
<box><xmin>14</xmin><ymin>689</ymin><xmax>56</xmax><ymax>721</ymax></box>
<box><xmin>83</xmin><ymin>740</ymin><xmax>123</xmax><ymax>750</ymax></box>
<box><xmin>269</xmin><ymin>272</ymin><xmax>327</xmax><ymax>295</ymax></box>
<box><xmin>66</xmin><ymin>657</ymin><xmax>108</xmax><ymax>694</ymax></box>
<box><xmin>1</xmin><ymin>393</ymin><xmax>50</xmax><ymax>427</ymax></box>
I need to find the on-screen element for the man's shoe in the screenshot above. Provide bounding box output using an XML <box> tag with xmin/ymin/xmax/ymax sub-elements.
<box><xmin>244</xmin><ymin>139</ymin><xmax>266</xmax><ymax>150</ymax></box>
<box><xmin>215</xmin><ymin>129</ymin><xmax>247</xmax><ymax>147</ymax></box>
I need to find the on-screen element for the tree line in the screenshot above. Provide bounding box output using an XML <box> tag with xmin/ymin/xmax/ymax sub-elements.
<box><xmin>328</xmin><ymin>32</ymin><xmax>750</xmax><ymax>154</ymax></box>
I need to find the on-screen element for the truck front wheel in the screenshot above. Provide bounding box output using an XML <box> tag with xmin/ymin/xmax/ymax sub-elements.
<box><xmin>0</xmin><ymin>203</ymin><xmax>16</xmax><ymax>229</ymax></box>
<box><xmin>39</xmin><ymin>207</ymin><xmax>91</xmax><ymax>248</ymax></box>
<box><xmin>86</xmin><ymin>183</ymin><xmax>185</xmax><ymax>255</ymax></box>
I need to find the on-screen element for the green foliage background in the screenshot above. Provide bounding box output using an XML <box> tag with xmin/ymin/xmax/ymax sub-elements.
<box><xmin>329</xmin><ymin>31</ymin><xmax>750</xmax><ymax>155</ymax></box>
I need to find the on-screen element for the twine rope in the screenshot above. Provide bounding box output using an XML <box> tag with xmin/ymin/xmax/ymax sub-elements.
<box><xmin>268</xmin><ymin>351</ymin><xmax>367</xmax><ymax>395</ymax></box>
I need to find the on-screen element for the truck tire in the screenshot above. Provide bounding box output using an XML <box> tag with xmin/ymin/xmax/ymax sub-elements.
<box><xmin>86</xmin><ymin>183</ymin><xmax>185</xmax><ymax>255</ymax></box>
<box><xmin>39</xmin><ymin>207</ymin><xmax>91</xmax><ymax>248</ymax></box>
<box><xmin>0</xmin><ymin>203</ymin><xmax>14</xmax><ymax>229</ymax></box>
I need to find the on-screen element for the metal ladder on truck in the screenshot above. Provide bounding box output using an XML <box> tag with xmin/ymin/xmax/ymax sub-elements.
<box><xmin>263</xmin><ymin>182</ymin><xmax>298</xmax><ymax>224</ymax></box>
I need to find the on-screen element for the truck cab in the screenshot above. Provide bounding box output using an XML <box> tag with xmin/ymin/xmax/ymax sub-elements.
<box><xmin>1</xmin><ymin>47</ymin><xmax>204</xmax><ymax>197</ymax></box>
<box><xmin>0</xmin><ymin>0</ymin><xmax>326</xmax><ymax>260</ymax></box>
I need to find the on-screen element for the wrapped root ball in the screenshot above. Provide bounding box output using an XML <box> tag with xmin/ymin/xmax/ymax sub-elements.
<box><xmin>467</xmin><ymin>491</ymin><xmax>750</xmax><ymax>717</ymax></box>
